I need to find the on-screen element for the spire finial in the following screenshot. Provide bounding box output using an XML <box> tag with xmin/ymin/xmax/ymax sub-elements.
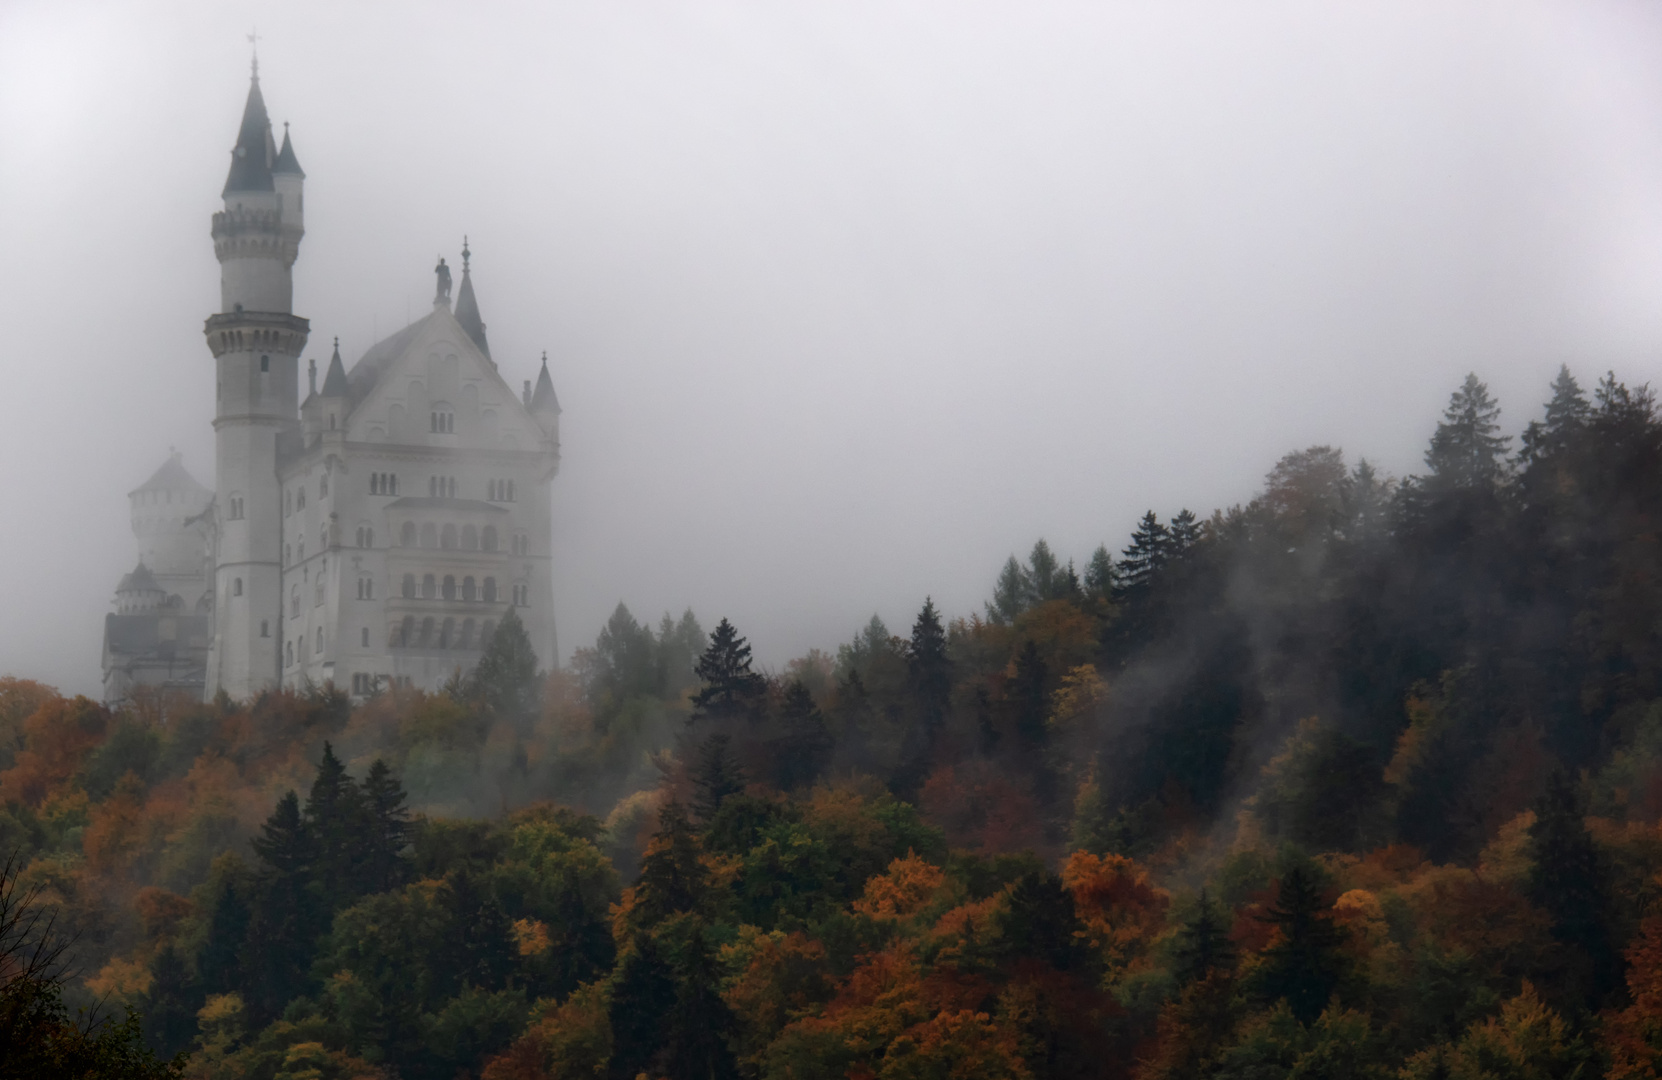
<box><xmin>541</xmin><ymin>350</ymin><xmax>548</xmax><ymax>368</ymax></box>
<box><xmin>462</xmin><ymin>236</ymin><xmax>471</xmax><ymax>272</ymax></box>
<box><xmin>307</xmin><ymin>357</ymin><xmax>317</xmax><ymax>395</ymax></box>
<box><xmin>247</xmin><ymin>28</ymin><xmax>261</xmax><ymax>79</ymax></box>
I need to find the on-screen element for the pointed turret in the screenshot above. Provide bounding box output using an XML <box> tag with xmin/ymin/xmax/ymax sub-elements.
<box><xmin>273</xmin><ymin>123</ymin><xmax>304</xmax><ymax>177</ymax></box>
<box><xmin>453</xmin><ymin>237</ymin><xmax>491</xmax><ymax>358</ymax></box>
<box><xmin>530</xmin><ymin>351</ymin><xmax>561</xmax><ymax>424</ymax></box>
<box><xmin>223</xmin><ymin>70</ymin><xmax>276</xmax><ymax>195</ymax></box>
<box><xmin>320</xmin><ymin>337</ymin><xmax>348</xmax><ymax>397</ymax></box>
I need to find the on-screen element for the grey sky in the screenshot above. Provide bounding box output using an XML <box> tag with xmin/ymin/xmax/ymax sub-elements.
<box><xmin>4</xmin><ymin>1</ymin><xmax>1662</xmax><ymax>695</ymax></box>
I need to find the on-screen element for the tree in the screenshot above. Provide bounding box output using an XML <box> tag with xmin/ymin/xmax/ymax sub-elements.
<box><xmin>693</xmin><ymin>734</ymin><xmax>747</xmax><ymax>822</ymax></box>
<box><xmin>907</xmin><ymin>598</ymin><xmax>952</xmax><ymax>736</ymax></box>
<box><xmin>996</xmin><ymin>870</ymin><xmax>1090</xmax><ymax>973</ymax></box>
<box><xmin>1083</xmin><ymin>545</ymin><xmax>1115</xmax><ymax>604</ymax></box>
<box><xmin>1119</xmin><ymin>512</ymin><xmax>1171</xmax><ymax>592</ymax></box>
<box><xmin>139</xmin><ymin>945</ymin><xmax>198</xmax><ymax>1059</ymax></box>
<box><xmin>1173</xmin><ymin>889</ymin><xmax>1237</xmax><ymax>984</ymax></box>
<box><xmin>442</xmin><ymin>869</ymin><xmax>517</xmax><ymax>992</ymax></box>
<box><xmin>360</xmin><ymin>758</ymin><xmax>413</xmax><ymax>894</ymax></box>
<box><xmin>608</xmin><ymin>935</ymin><xmax>678</xmax><ymax>1080</ymax></box>
<box><xmin>194</xmin><ymin>859</ymin><xmax>251</xmax><ymax>998</ymax></box>
<box><xmin>1519</xmin><ymin>365</ymin><xmax>1589</xmax><ymax>473</ymax></box>
<box><xmin>663</xmin><ymin>926</ymin><xmax>740</xmax><ymax>1080</ymax></box>
<box><xmin>1028</xmin><ymin>540</ymin><xmax>1062</xmax><ymax>601</ymax></box>
<box><xmin>468</xmin><ymin>606</ymin><xmax>541</xmax><ymax>724</ymax></box>
<box><xmin>1168</xmin><ymin>509</ymin><xmax>1202</xmax><ymax>556</ymax></box>
<box><xmin>1425</xmin><ymin>373</ymin><xmax>1510</xmax><ymax>490</ymax></box>
<box><xmin>1009</xmin><ymin>639</ymin><xmax>1049</xmax><ymax>752</ymax></box>
<box><xmin>988</xmin><ymin>556</ymin><xmax>1034</xmax><ymax>624</ymax></box>
<box><xmin>1528</xmin><ymin>771</ymin><xmax>1616</xmax><ymax>998</ymax></box>
<box><xmin>773</xmin><ymin>681</ymin><xmax>832</xmax><ymax>791</ymax></box>
<box><xmin>244</xmin><ymin>789</ymin><xmax>319</xmax><ymax>1024</ymax></box>
<box><xmin>632</xmin><ymin>802</ymin><xmax>708</xmax><ymax>927</ymax></box>
<box><xmin>593</xmin><ymin>602</ymin><xmax>658</xmax><ymax>706</ymax></box>
<box><xmin>692</xmin><ymin>619</ymin><xmax>766</xmax><ymax>724</ymax></box>
<box><xmin>1254</xmin><ymin>863</ymin><xmax>1348</xmax><ymax>1023</ymax></box>
<box><xmin>305</xmin><ymin>742</ymin><xmax>368</xmax><ymax>909</ymax></box>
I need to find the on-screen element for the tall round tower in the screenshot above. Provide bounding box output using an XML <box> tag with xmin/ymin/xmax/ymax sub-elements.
<box><xmin>203</xmin><ymin>62</ymin><xmax>310</xmax><ymax>701</ymax></box>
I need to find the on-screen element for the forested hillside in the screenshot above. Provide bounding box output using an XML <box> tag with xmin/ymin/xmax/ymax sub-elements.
<box><xmin>11</xmin><ymin>366</ymin><xmax>1662</xmax><ymax>1078</ymax></box>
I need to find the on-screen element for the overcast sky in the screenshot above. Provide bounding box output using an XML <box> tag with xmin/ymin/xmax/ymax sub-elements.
<box><xmin>4</xmin><ymin>1</ymin><xmax>1662</xmax><ymax>695</ymax></box>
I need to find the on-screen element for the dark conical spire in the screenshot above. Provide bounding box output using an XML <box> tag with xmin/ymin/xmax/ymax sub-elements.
<box><xmin>223</xmin><ymin>70</ymin><xmax>277</xmax><ymax>196</ymax></box>
<box><xmin>453</xmin><ymin>236</ymin><xmax>491</xmax><ymax>358</ymax></box>
<box><xmin>530</xmin><ymin>351</ymin><xmax>560</xmax><ymax>415</ymax></box>
<box><xmin>273</xmin><ymin>122</ymin><xmax>304</xmax><ymax>177</ymax></box>
<box><xmin>321</xmin><ymin>336</ymin><xmax>348</xmax><ymax>396</ymax></box>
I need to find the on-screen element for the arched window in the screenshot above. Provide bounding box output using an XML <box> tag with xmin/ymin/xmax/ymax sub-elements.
<box><xmin>298</xmin><ymin>541</ymin><xmax>304</xmax><ymax>562</ymax></box>
<box><xmin>390</xmin><ymin>474</ymin><xmax>398</xmax><ymax>495</ymax></box>
<box><xmin>487</xmin><ymin>480</ymin><xmax>496</xmax><ymax>501</ymax></box>
<box><xmin>315</xmin><ymin>579</ymin><xmax>325</xmax><ymax>607</ymax></box>
<box><xmin>285</xmin><ymin>544</ymin><xmax>291</xmax><ymax>564</ymax></box>
<box><xmin>297</xmin><ymin>488</ymin><xmax>305</xmax><ymax>509</ymax></box>
<box><xmin>260</xmin><ymin>619</ymin><xmax>269</xmax><ymax>638</ymax></box>
<box><xmin>320</xmin><ymin>525</ymin><xmax>328</xmax><ymax>549</ymax></box>
<box><xmin>440</xmin><ymin>617</ymin><xmax>454</xmax><ymax>648</ymax></box>
<box><xmin>481</xmin><ymin>620</ymin><xmax>495</xmax><ymax>646</ymax></box>
<box><xmin>401</xmin><ymin>522</ymin><xmax>416</xmax><ymax>547</ymax></box>
<box><xmin>320</xmin><ymin>475</ymin><xmax>328</xmax><ymax>497</ymax></box>
<box><xmin>460</xmin><ymin>619</ymin><xmax>475</xmax><ymax>650</ymax></box>
<box><xmin>233</xmin><ymin>578</ymin><xmax>243</xmax><ymax>597</ymax></box>
<box><xmin>420</xmin><ymin>523</ymin><xmax>437</xmax><ymax>549</ymax></box>
<box><xmin>400</xmin><ymin>615</ymin><xmax>414</xmax><ymax>646</ymax></box>
<box><xmin>482</xmin><ymin>526</ymin><xmax>497</xmax><ymax>553</ymax></box>
<box><xmin>371</xmin><ymin>474</ymin><xmax>380</xmax><ymax>495</ymax></box>
<box><xmin>462</xmin><ymin>524</ymin><xmax>478</xmax><ymax>551</ymax></box>
<box><xmin>483</xmin><ymin>577</ymin><xmax>497</xmax><ymax>604</ymax></box>
<box><xmin>441</xmin><ymin>524</ymin><xmax>457</xmax><ymax>550</ymax></box>
<box><xmin>513</xmin><ymin>534</ymin><xmax>528</xmax><ymax>556</ymax></box>
<box><xmin>315</xmin><ymin>627</ymin><xmax>324</xmax><ymax>653</ymax></box>
<box><xmin>462</xmin><ymin>576</ymin><xmax>476</xmax><ymax>602</ymax></box>
<box><xmin>422</xmin><ymin>573</ymin><xmax>435</xmax><ymax>599</ymax></box>
<box><xmin>286</xmin><ymin>641</ymin><xmax>293</xmax><ymax>666</ymax></box>
<box><xmin>361</xmin><ymin>627</ymin><xmax>369</xmax><ymax>647</ymax></box>
<box><xmin>401</xmin><ymin>573</ymin><xmax>415</xmax><ymax>599</ymax></box>
<box><xmin>364</xmin><ymin>527</ymin><xmax>373</xmax><ymax>548</ymax></box>
<box><xmin>442</xmin><ymin>575</ymin><xmax>456</xmax><ymax>600</ymax></box>
<box><xmin>261</xmin><ymin>354</ymin><xmax>270</xmax><ymax>373</ymax></box>
<box><xmin>420</xmin><ymin>617</ymin><xmax>434</xmax><ymax>646</ymax></box>
<box><xmin>290</xmin><ymin>585</ymin><xmax>299</xmax><ymax>617</ymax></box>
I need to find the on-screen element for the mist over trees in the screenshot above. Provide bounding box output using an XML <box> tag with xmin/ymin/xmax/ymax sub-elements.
<box><xmin>13</xmin><ymin>366</ymin><xmax>1662</xmax><ymax>1076</ymax></box>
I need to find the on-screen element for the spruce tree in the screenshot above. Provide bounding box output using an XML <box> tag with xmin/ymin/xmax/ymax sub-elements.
<box><xmin>608</xmin><ymin>934</ymin><xmax>678</xmax><ymax>1080</ymax></box>
<box><xmin>1083</xmin><ymin>545</ymin><xmax>1115</xmax><ymax>603</ymax></box>
<box><xmin>245</xmin><ymin>790</ymin><xmax>318</xmax><ymax>1024</ymax></box>
<box><xmin>1255</xmin><ymin>863</ymin><xmax>1348</xmax><ymax>1023</ymax></box>
<box><xmin>1520</xmin><ymin>365</ymin><xmax>1589</xmax><ymax>472</ymax></box>
<box><xmin>1424</xmin><ymin>373</ymin><xmax>1510</xmax><ymax>490</ymax></box>
<box><xmin>773</xmin><ymin>680</ymin><xmax>832</xmax><ymax>791</ymax></box>
<box><xmin>691</xmin><ymin>618</ymin><xmax>766</xmax><ymax>724</ymax></box>
<box><xmin>194</xmin><ymin>874</ymin><xmax>250</xmax><ymax>997</ymax></box>
<box><xmin>907</xmin><ymin>598</ymin><xmax>952</xmax><ymax>735</ymax></box>
<box><xmin>1173</xmin><ymin>889</ymin><xmax>1237</xmax><ymax>984</ymax></box>
<box><xmin>1119</xmin><ymin>512</ymin><xmax>1171</xmax><ymax>591</ymax></box>
<box><xmin>988</xmin><ymin>555</ymin><xmax>1034</xmax><ymax>624</ymax></box>
<box><xmin>1010</xmin><ymin>639</ymin><xmax>1049</xmax><ymax>749</ymax></box>
<box><xmin>1028</xmin><ymin>540</ymin><xmax>1061</xmax><ymax>601</ymax></box>
<box><xmin>360</xmin><ymin>758</ymin><xmax>412</xmax><ymax>894</ymax></box>
<box><xmin>633</xmin><ymin>802</ymin><xmax>707</xmax><ymax>926</ymax></box>
<box><xmin>1168</xmin><ymin>509</ymin><xmax>1203</xmax><ymax>555</ymax></box>
<box><xmin>693</xmin><ymin>734</ymin><xmax>746</xmax><ymax>822</ymax></box>
<box><xmin>663</xmin><ymin>926</ymin><xmax>740</xmax><ymax>1080</ymax></box>
<box><xmin>140</xmin><ymin>943</ymin><xmax>199</xmax><ymax>1059</ymax></box>
<box><xmin>467</xmin><ymin>605</ymin><xmax>541</xmax><ymax>724</ymax></box>
<box><xmin>1529</xmin><ymin>771</ymin><xmax>1617</xmax><ymax>997</ymax></box>
<box><xmin>996</xmin><ymin>870</ymin><xmax>1089</xmax><ymax>973</ymax></box>
<box><xmin>304</xmin><ymin>742</ymin><xmax>367</xmax><ymax>908</ymax></box>
<box><xmin>442</xmin><ymin>868</ymin><xmax>516</xmax><ymax>992</ymax></box>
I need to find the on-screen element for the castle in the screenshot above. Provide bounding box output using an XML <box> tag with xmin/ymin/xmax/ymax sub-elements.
<box><xmin>101</xmin><ymin>64</ymin><xmax>562</xmax><ymax>704</ymax></box>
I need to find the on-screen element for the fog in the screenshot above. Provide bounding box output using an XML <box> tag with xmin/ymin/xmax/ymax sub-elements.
<box><xmin>3</xmin><ymin>0</ymin><xmax>1662</xmax><ymax>695</ymax></box>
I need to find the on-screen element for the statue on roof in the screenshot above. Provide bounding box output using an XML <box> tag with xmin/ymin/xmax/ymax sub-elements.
<box><xmin>434</xmin><ymin>256</ymin><xmax>452</xmax><ymax>303</ymax></box>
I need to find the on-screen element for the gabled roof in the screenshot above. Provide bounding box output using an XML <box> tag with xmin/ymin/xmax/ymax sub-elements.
<box><xmin>530</xmin><ymin>353</ymin><xmax>560</xmax><ymax>415</ymax></box>
<box><xmin>273</xmin><ymin>123</ymin><xmax>304</xmax><ymax>177</ymax></box>
<box><xmin>320</xmin><ymin>337</ymin><xmax>348</xmax><ymax>397</ymax></box>
<box><xmin>223</xmin><ymin>75</ymin><xmax>276</xmax><ymax>195</ymax></box>
<box><xmin>131</xmin><ymin>453</ymin><xmax>209</xmax><ymax>496</ymax></box>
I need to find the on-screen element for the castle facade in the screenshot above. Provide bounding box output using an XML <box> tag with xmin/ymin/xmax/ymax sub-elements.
<box><xmin>102</xmin><ymin>66</ymin><xmax>562</xmax><ymax>703</ymax></box>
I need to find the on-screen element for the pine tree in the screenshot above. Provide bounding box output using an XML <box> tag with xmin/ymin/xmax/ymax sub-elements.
<box><xmin>596</xmin><ymin>602</ymin><xmax>658</xmax><ymax>703</ymax></box>
<box><xmin>988</xmin><ymin>555</ymin><xmax>1034</xmax><ymax>624</ymax></box>
<box><xmin>1173</xmin><ymin>889</ymin><xmax>1237</xmax><ymax>984</ymax></box>
<box><xmin>140</xmin><ymin>943</ymin><xmax>199</xmax><ymax>1059</ymax></box>
<box><xmin>693</xmin><ymin>734</ymin><xmax>746</xmax><ymax>822</ymax></box>
<box><xmin>633</xmin><ymin>802</ymin><xmax>707</xmax><ymax>926</ymax></box>
<box><xmin>1028</xmin><ymin>540</ymin><xmax>1061</xmax><ymax>602</ymax></box>
<box><xmin>1084</xmin><ymin>545</ymin><xmax>1115</xmax><ymax>603</ymax></box>
<box><xmin>608</xmin><ymin>934</ymin><xmax>678</xmax><ymax>1080</ymax></box>
<box><xmin>996</xmin><ymin>870</ymin><xmax>1090</xmax><ymax>973</ymax></box>
<box><xmin>467</xmin><ymin>605</ymin><xmax>541</xmax><ymax>724</ymax></box>
<box><xmin>1010</xmin><ymin>639</ymin><xmax>1049</xmax><ymax>749</ymax></box>
<box><xmin>1119</xmin><ymin>512</ymin><xmax>1171</xmax><ymax>591</ymax></box>
<box><xmin>691</xmin><ymin>618</ymin><xmax>766</xmax><ymax>724</ymax></box>
<box><xmin>1255</xmin><ymin>863</ymin><xmax>1348</xmax><ymax>1023</ymax></box>
<box><xmin>907</xmin><ymin>598</ymin><xmax>952</xmax><ymax>736</ymax></box>
<box><xmin>1529</xmin><ymin>772</ymin><xmax>1617</xmax><ymax>997</ymax></box>
<box><xmin>1424</xmin><ymin>373</ymin><xmax>1510</xmax><ymax>490</ymax></box>
<box><xmin>1520</xmin><ymin>365</ymin><xmax>1589</xmax><ymax>472</ymax></box>
<box><xmin>1168</xmin><ymin>509</ymin><xmax>1203</xmax><ymax>555</ymax></box>
<box><xmin>360</xmin><ymin>758</ymin><xmax>412</xmax><ymax>894</ymax></box>
<box><xmin>194</xmin><ymin>873</ymin><xmax>250</xmax><ymax>997</ymax></box>
<box><xmin>304</xmin><ymin>742</ymin><xmax>368</xmax><ymax>909</ymax></box>
<box><xmin>442</xmin><ymin>868</ymin><xmax>516</xmax><ymax>992</ymax></box>
<box><xmin>657</xmin><ymin>609</ymin><xmax>706</xmax><ymax>698</ymax></box>
<box><xmin>245</xmin><ymin>790</ymin><xmax>319</xmax><ymax>1024</ymax></box>
<box><xmin>773</xmin><ymin>680</ymin><xmax>832</xmax><ymax>791</ymax></box>
<box><xmin>663</xmin><ymin>926</ymin><xmax>740</xmax><ymax>1080</ymax></box>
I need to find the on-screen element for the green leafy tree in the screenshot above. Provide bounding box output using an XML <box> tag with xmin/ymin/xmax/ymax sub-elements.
<box><xmin>1009</xmin><ymin>639</ymin><xmax>1049</xmax><ymax>751</ymax></box>
<box><xmin>663</xmin><ymin>926</ymin><xmax>740</xmax><ymax>1080</ymax></box>
<box><xmin>608</xmin><ymin>934</ymin><xmax>678</xmax><ymax>1080</ymax></box>
<box><xmin>633</xmin><ymin>802</ymin><xmax>708</xmax><ymax>927</ymax></box>
<box><xmin>467</xmin><ymin>605</ymin><xmax>541</xmax><ymax>724</ymax></box>
<box><xmin>1083</xmin><ymin>544</ymin><xmax>1115</xmax><ymax>604</ymax></box>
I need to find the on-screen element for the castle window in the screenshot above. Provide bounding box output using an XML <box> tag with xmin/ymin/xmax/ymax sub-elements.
<box><xmin>361</xmin><ymin>628</ymin><xmax>369</xmax><ymax>647</ymax></box>
<box><xmin>420</xmin><ymin>523</ymin><xmax>437</xmax><ymax>549</ymax></box>
<box><xmin>442</xmin><ymin>575</ymin><xmax>456</xmax><ymax>601</ymax></box>
<box><xmin>401</xmin><ymin>522</ymin><xmax>416</xmax><ymax>547</ymax></box>
<box><xmin>513</xmin><ymin>534</ymin><xmax>528</xmax><ymax>556</ymax></box>
<box><xmin>370</xmin><ymin>474</ymin><xmax>379</xmax><ymax>495</ymax></box>
<box><xmin>261</xmin><ymin>620</ymin><xmax>269</xmax><ymax>638</ymax></box>
<box><xmin>462</xmin><ymin>576</ymin><xmax>476</xmax><ymax>602</ymax></box>
<box><xmin>320</xmin><ymin>475</ymin><xmax>328</xmax><ymax>497</ymax></box>
<box><xmin>460</xmin><ymin>618</ymin><xmax>475</xmax><ymax>650</ymax></box>
<box><xmin>440</xmin><ymin>617</ymin><xmax>454</xmax><ymax>648</ymax></box>
<box><xmin>430</xmin><ymin>410</ymin><xmax>454</xmax><ymax>434</ymax></box>
<box><xmin>298</xmin><ymin>541</ymin><xmax>305</xmax><ymax>562</ymax></box>
<box><xmin>286</xmin><ymin>641</ymin><xmax>293</xmax><ymax>666</ymax></box>
<box><xmin>290</xmin><ymin>585</ymin><xmax>299</xmax><ymax>617</ymax></box>
<box><xmin>462</xmin><ymin>524</ymin><xmax>478</xmax><ymax>551</ymax></box>
<box><xmin>420</xmin><ymin>617</ymin><xmax>434</xmax><ymax>646</ymax></box>
<box><xmin>390</xmin><ymin>474</ymin><xmax>398</xmax><ymax>495</ymax></box>
<box><xmin>513</xmin><ymin>584</ymin><xmax>529</xmax><ymax>607</ymax></box>
<box><xmin>482</xmin><ymin>577</ymin><xmax>497</xmax><ymax>604</ymax></box>
<box><xmin>507</xmin><ymin>480</ymin><xmax>514</xmax><ymax>502</ymax></box>
<box><xmin>441</xmin><ymin>524</ymin><xmax>457</xmax><ymax>550</ymax></box>
<box><xmin>401</xmin><ymin>573</ymin><xmax>415</xmax><ymax>599</ymax></box>
<box><xmin>315</xmin><ymin>579</ymin><xmax>324</xmax><ymax>607</ymax></box>
<box><xmin>233</xmin><ymin>578</ymin><xmax>243</xmax><ymax>597</ymax></box>
<box><xmin>482</xmin><ymin>526</ymin><xmax>498</xmax><ymax>553</ymax></box>
<box><xmin>487</xmin><ymin>480</ymin><xmax>496</xmax><ymax>501</ymax></box>
<box><xmin>422</xmin><ymin>574</ymin><xmax>435</xmax><ymax>599</ymax></box>
<box><xmin>260</xmin><ymin>355</ymin><xmax>269</xmax><ymax>373</ymax></box>
<box><xmin>400</xmin><ymin>615</ymin><xmax>414</xmax><ymax>646</ymax></box>
<box><xmin>481</xmin><ymin>620</ymin><xmax>495</xmax><ymax>646</ymax></box>
<box><xmin>297</xmin><ymin>488</ymin><xmax>306</xmax><ymax>509</ymax></box>
<box><xmin>320</xmin><ymin>526</ymin><xmax>328</xmax><ymax>548</ymax></box>
<box><xmin>315</xmin><ymin>627</ymin><xmax>324</xmax><ymax>654</ymax></box>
